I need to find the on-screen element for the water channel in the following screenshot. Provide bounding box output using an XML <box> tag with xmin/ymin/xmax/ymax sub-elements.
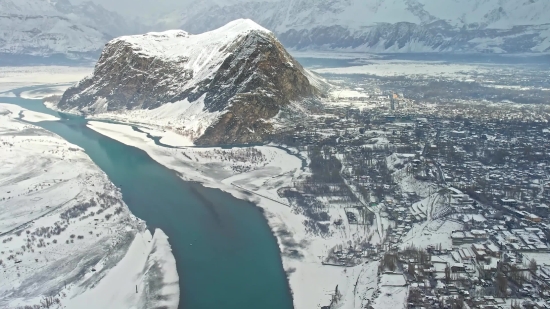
<box><xmin>1</xmin><ymin>93</ymin><xmax>294</xmax><ymax>309</ymax></box>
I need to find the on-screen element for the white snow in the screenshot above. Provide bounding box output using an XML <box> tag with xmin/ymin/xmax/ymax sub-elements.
<box><xmin>0</xmin><ymin>0</ymin><xmax>140</xmax><ymax>56</ymax></box>
<box><xmin>0</xmin><ymin>103</ymin><xmax>60</xmax><ymax>122</ymax></box>
<box><xmin>400</xmin><ymin>219</ymin><xmax>462</xmax><ymax>251</ymax></box>
<box><xmin>21</xmin><ymin>110</ymin><xmax>60</xmax><ymax>122</ymax></box>
<box><xmin>380</xmin><ymin>273</ymin><xmax>407</xmax><ymax>286</ymax></box>
<box><xmin>88</xmin><ymin>95</ymin><xmax>221</xmax><ymax>145</ymax></box>
<box><xmin>0</xmin><ymin>104</ymin><xmax>178</xmax><ymax>309</ymax></box>
<box><xmin>372</xmin><ymin>286</ymin><xmax>408</xmax><ymax>309</ymax></box>
<box><xmin>0</xmin><ymin>66</ymin><xmax>92</xmax><ymax>93</ymax></box>
<box><xmin>65</xmin><ymin>229</ymin><xmax>179</xmax><ymax>309</ymax></box>
<box><xmin>312</xmin><ymin>60</ymin><xmax>506</xmax><ymax>80</ymax></box>
<box><xmin>20</xmin><ymin>86</ymin><xmax>72</xmax><ymax>100</ymax></box>
<box><xmin>163</xmin><ymin>0</ymin><xmax>550</xmax><ymax>53</ymax></box>
<box><xmin>172</xmin><ymin>0</ymin><xmax>550</xmax><ymax>32</ymax></box>
<box><xmin>98</xmin><ymin>18</ymin><xmax>274</xmax><ymax>103</ymax></box>
<box><xmin>0</xmin><ymin>91</ymin><xmax>16</xmax><ymax>97</ymax></box>
<box><xmin>116</xmin><ymin>19</ymin><xmax>269</xmax><ymax>62</ymax></box>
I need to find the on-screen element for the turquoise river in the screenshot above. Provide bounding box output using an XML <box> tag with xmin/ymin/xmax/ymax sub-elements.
<box><xmin>2</xmin><ymin>93</ymin><xmax>294</xmax><ymax>309</ymax></box>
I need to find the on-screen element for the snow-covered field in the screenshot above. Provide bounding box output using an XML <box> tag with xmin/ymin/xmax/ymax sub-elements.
<box><xmin>313</xmin><ymin>60</ymin><xmax>499</xmax><ymax>79</ymax></box>
<box><xmin>0</xmin><ymin>66</ymin><xmax>92</xmax><ymax>94</ymax></box>
<box><xmin>0</xmin><ymin>104</ymin><xmax>178</xmax><ymax>309</ymax></box>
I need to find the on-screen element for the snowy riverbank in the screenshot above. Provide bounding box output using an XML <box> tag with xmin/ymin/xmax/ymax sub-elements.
<box><xmin>0</xmin><ymin>104</ymin><xmax>178</xmax><ymax>309</ymax></box>
<box><xmin>86</xmin><ymin>120</ymin><xmax>382</xmax><ymax>309</ymax></box>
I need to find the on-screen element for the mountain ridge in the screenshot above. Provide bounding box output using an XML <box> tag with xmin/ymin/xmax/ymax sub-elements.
<box><xmin>156</xmin><ymin>0</ymin><xmax>550</xmax><ymax>53</ymax></box>
<box><xmin>0</xmin><ymin>0</ymin><xmax>144</xmax><ymax>57</ymax></box>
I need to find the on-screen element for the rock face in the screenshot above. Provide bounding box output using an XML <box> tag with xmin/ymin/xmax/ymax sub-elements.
<box><xmin>161</xmin><ymin>0</ymin><xmax>550</xmax><ymax>53</ymax></box>
<box><xmin>58</xmin><ymin>19</ymin><xmax>319</xmax><ymax>145</ymax></box>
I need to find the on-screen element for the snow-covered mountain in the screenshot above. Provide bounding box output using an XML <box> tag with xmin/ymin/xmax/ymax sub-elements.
<box><xmin>56</xmin><ymin>19</ymin><xmax>321</xmax><ymax>145</ymax></box>
<box><xmin>162</xmin><ymin>0</ymin><xmax>550</xmax><ymax>53</ymax></box>
<box><xmin>0</xmin><ymin>0</ymin><xmax>144</xmax><ymax>57</ymax></box>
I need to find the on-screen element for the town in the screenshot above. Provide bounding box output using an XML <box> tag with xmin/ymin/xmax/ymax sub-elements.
<box><xmin>272</xmin><ymin>83</ymin><xmax>550</xmax><ymax>309</ymax></box>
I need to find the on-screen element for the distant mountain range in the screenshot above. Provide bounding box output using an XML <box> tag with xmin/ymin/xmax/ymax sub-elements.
<box><xmin>1</xmin><ymin>0</ymin><xmax>549</xmax><ymax>59</ymax></box>
<box><xmin>160</xmin><ymin>0</ymin><xmax>550</xmax><ymax>53</ymax></box>
<box><xmin>0</xmin><ymin>0</ymin><xmax>144</xmax><ymax>58</ymax></box>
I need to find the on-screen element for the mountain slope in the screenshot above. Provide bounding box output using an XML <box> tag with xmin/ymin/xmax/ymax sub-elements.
<box><xmin>56</xmin><ymin>19</ymin><xmax>320</xmax><ymax>145</ymax></box>
<box><xmin>0</xmin><ymin>0</ymin><xmax>143</xmax><ymax>57</ymax></box>
<box><xmin>161</xmin><ymin>0</ymin><xmax>550</xmax><ymax>53</ymax></box>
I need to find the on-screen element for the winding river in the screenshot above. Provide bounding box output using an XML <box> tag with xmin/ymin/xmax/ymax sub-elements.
<box><xmin>2</xmin><ymin>93</ymin><xmax>294</xmax><ymax>309</ymax></box>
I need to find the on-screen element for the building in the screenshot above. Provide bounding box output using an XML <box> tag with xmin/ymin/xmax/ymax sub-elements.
<box><xmin>500</xmin><ymin>198</ymin><xmax>518</xmax><ymax>207</ymax></box>
<box><xmin>526</xmin><ymin>213</ymin><xmax>542</xmax><ymax>223</ymax></box>
<box><xmin>451</xmin><ymin>263</ymin><xmax>466</xmax><ymax>272</ymax></box>
<box><xmin>535</xmin><ymin>204</ymin><xmax>549</xmax><ymax>218</ymax></box>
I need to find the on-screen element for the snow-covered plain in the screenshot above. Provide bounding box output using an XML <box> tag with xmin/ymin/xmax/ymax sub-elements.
<box><xmin>313</xmin><ymin>60</ymin><xmax>499</xmax><ymax>79</ymax></box>
<box><xmin>0</xmin><ymin>66</ymin><xmax>92</xmax><ymax>93</ymax></box>
<box><xmin>0</xmin><ymin>104</ymin><xmax>178</xmax><ymax>309</ymax></box>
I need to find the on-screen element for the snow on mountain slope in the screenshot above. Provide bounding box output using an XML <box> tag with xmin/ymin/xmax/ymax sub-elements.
<box><xmin>164</xmin><ymin>0</ymin><xmax>550</xmax><ymax>53</ymax></box>
<box><xmin>55</xmin><ymin>19</ymin><xmax>321</xmax><ymax>145</ymax></box>
<box><xmin>0</xmin><ymin>0</ymin><xmax>143</xmax><ymax>57</ymax></box>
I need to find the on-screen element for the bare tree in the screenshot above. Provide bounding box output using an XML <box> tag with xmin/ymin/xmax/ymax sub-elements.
<box><xmin>382</xmin><ymin>253</ymin><xmax>397</xmax><ymax>271</ymax></box>
<box><xmin>445</xmin><ymin>266</ymin><xmax>451</xmax><ymax>284</ymax></box>
<box><xmin>529</xmin><ymin>259</ymin><xmax>538</xmax><ymax>273</ymax></box>
<box><xmin>408</xmin><ymin>263</ymin><xmax>416</xmax><ymax>277</ymax></box>
<box><xmin>450</xmin><ymin>297</ymin><xmax>465</xmax><ymax>309</ymax></box>
<box><xmin>495</xmin><ymin>271</ymin><xmax>508</xmax><ymax>298</ymax></box>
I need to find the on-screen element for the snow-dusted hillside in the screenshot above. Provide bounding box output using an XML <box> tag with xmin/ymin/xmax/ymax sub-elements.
<box><xmin>55</xmin><ymin>19</ymin><xmax>322</xmax><ymax>145</ymax></box>
<box><xmin>0</xmin><ymin>0</ymin><xmax>143</xmax><ymax>57</ymax></box>
<box><xmin>0</xmin><ymin>104</ymin><xmax>178</xmax><ymax>309</ymax></box>
<box><xmin>160</xmin><ymin>0</ymin><xmax>550</xmax><ymax>53</ymax></box>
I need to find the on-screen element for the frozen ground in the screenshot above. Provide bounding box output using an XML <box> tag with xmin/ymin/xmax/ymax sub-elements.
<box><xmin>0</xmin><ymin>104</ymin><xmax>178</xmax><ymax>309</ymax></box>
<box><xmin>0</xmin><ymin>66</ymin><xmax>92</xmax><ymax>93</ymax></box>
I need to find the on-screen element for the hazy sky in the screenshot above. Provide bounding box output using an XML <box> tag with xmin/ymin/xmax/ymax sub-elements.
<box><xmin>71</xmin><ymin>0</ymin><xmax>184</xmax><ymax>18</ymax></box>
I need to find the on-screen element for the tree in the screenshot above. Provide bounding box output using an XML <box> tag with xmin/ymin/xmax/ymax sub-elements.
<box><xmin>382</xmin><ymin>253</ymin><xmax>397</xmax><ymax>271</ymax></box>
<box><xmin>511</xmin><ymin>299</ymin><xmax>522</xmax><ymax>309</ymax></box>
<box><xmin>408</xmin><ymin>288</ymin><xmax>422</xmax><ymax>305</ymax></box>
<box><xmin>529</xmin><ymin>259</ymin><xmax>538</xmax><ymax>273</ymax></box>
<box><xmin>445</xmin><ymin>266</ymin><xmax>451</xmax><ymax>284</ymax></box>
<box><xmin>450</xmin><ymin>297</ymin><xmax>465</xmax><ymax>309</ymax></box>
<box><xmin>419</xmin><ymin>250</ymin><xmax>430</xmax><ymax>265</ymax></box>
<box><xmin>496</xmin><ymin>271</ymin><xmax>508</xmax><ymax>298</ymax></box>
<box><xmin>408</xmin><ymin>263</ymin><xmax>416</xmax><ymax>277</ymax></box>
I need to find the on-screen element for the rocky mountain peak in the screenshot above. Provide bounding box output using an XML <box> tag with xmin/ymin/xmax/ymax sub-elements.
<box><xmin>57</xmin><ymin>20</ymin><xmax>320</xmax><ymax>145</ymax></box>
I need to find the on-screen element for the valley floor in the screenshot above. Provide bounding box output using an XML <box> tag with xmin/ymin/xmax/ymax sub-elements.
<box><xmin>0</xmin><ymin>104</ymin><xmax>178</xmax><ymax>309</ymax></box>
<box><xmin>82</xmin><ymin>109</ymin><xmax>466</xmax><ymax>309</ymax></box>
<box><xmin>0</xmin><ymin>65</ymin><xmax>468</xmax><ymax>309</ymax></box>
<box><xmin>85</xmin><ymin>120</ymin><xmax>385</xmax><ymax>309</ymax></box>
